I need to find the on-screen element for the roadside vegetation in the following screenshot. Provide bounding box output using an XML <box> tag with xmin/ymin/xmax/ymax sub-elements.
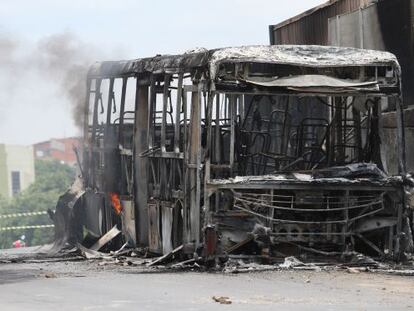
<box><xmin>0</xmin><ymin>160</ymin><xmax>76</xmax><ymax>248</ymax></box>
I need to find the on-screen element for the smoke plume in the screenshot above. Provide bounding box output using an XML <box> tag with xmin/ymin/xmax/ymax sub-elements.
<box><xmin>0</xmin><ymin>32</ymin><xmax>100</xmax><ymax>132</ymax></box>
<box><xmin>38</xmin><ymin>33</ymin><xmax>99</xmax><ymax>128</ymax></box>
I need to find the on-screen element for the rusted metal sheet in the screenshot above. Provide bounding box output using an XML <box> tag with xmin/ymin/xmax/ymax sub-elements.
<box><xmin>148</xmin><ymin>201</ymin><xmax>161</xmax><ymax>253</ymax></box>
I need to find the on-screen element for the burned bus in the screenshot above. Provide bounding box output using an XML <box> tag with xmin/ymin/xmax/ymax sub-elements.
<box><xmin>54</xmin><ymin>45</ymin><xmax>412</xmax><ymax>261</ymax></box>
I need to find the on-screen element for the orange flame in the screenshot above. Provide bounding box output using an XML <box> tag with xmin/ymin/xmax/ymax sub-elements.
<box><xmin>109</xmin><ymin>192</ymin><xmax>122</xmax><ymax>215</ymax></box>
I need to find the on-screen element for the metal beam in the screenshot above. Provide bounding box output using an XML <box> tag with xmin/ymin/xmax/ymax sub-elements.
<box><xmin>134</xmin><ymin>80</ymin><xmax>150</xmax><ymax>246</ymax></box>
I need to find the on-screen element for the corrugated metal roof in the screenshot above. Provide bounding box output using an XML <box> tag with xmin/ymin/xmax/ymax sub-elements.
<box><xmin>273</xmin><ymin>0</ymin><xmax>373</xmax><ymax>30</ymax></box>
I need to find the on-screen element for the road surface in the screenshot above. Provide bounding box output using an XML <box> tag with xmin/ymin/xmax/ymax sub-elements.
<box><xmin>0</xmin><ymin>256</ymin><xmax>413</xmax><ymax>311</ymax></box>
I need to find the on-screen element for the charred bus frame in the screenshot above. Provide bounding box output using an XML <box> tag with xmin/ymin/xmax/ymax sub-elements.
<box><xmin>64</xmin><ymin>45</ymin><xmax>409</xmax><ymax>260</ymax></box>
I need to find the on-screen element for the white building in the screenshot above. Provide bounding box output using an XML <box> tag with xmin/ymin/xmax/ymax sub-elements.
<box><xmin>0</xmin><ymin>144</ymin><xmax>35</xmax><ymax>199</ymax></box>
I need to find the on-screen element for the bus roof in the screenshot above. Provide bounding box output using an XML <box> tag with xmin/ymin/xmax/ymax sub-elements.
<box><xmin>88</xmin><ymin>45</ymin><xmax>400</xmax><ymax>80</ymax></box>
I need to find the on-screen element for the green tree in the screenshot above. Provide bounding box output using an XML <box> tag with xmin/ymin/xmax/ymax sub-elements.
<box><xmin>0</xmin><ymin>160</ymin><xmax>76</xmax><ymax>248</ymax></box>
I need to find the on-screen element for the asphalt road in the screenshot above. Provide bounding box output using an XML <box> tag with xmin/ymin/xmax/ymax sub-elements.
<box><xmin>0</xmin><ymin>258</ymin><xmax>413</xmax><ymax>311</ymax></box>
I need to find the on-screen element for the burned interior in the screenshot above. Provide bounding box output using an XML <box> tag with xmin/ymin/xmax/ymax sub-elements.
<box><xmin>54</xmin><ymin>45</ymin><xmax>412</xmax><ymax>263</ymax></box>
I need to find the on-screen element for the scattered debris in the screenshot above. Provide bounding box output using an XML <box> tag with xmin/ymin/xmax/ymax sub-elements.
<box><xmin>90</xmin><ymin>225</ymin><xmax>121</xmax><ymax>251</ymax></box>
<box><xmin>148</xmin><ymin>245</ymin><xmax>183</xmax><ymax>267</ymax></box>
<box><xmin>171</xmin><ymin>258</ymin><xmax>197</xmax><ymax>269</ymax></box>
<box><xmin>343</xmin><ymin>252</ymin><xmax>385</xmax><ymax>268</ymax></box>
<box><xmin>0</xmin><ymin>246</ymin><xmax>82</xmax><ymax>264</ymax></box>
<box><xmin>346</xmin><ymin>267</ymin><xmax>361</xmax><ymax>274</ymax></box>
<box><xmin>279</xmin><ymin>256</ymin><xmax>304</xmax><ymax>269</ymax></box>
<box><xmin>279</xmin><ymin>257</ymin><xmax>322</xmax><ymax>271</ymax></box>
<box><xmin>223</xmin><ymin>259</ymin><xmax>279</xmax><ymax>274</ymax></box>
<box><xmin>44</xmin><ymin>272</ymin><xmax>57</xmax><ymax>279</ymax></box>
<box><xmin>212</xmin><ymin>296</ymin><xmax>232</xmax><ymax>305</ymax></box>
<box><xmin>374</xmin><ymin>269</ymin><xmax>414</xmax><ymax>276</ymax></box>
<box><xmin>77</xmin><ymin>244</ymin><xmax>107</xmax><ymax>260</ymax></box>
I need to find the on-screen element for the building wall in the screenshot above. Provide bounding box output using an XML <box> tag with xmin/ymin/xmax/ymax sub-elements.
<box><xmin>34</xmin><ymin>137</ymin><xmax>81</xmax><ymax>166</ymax></box>
<box><xmin>328</xmin><ymin>0</ymin><xmax>414</xmax><ymax>106</ymax></box>
<box><xmin>328</xmin><ymin>4</ymin><xmax>384</xmax><ymax>49</ymax></box>
<box><xmin>270</xmin><ymin>0</ymin><xmax>373</xmax><ymax>45</ymax></box>
<box><xmin>270</xmin><ymin>0</ymin><xmax>414</xmax><ymax>106</ymax></box>
<box><xmin>0</xmin><ymin>145</ymin><xmax>9</xmax><ymax>199</ymax></box>
<box><xmin>0</xmin><ymin>144</ymin><xmax>35</xmax><ymax>199</ymax></box>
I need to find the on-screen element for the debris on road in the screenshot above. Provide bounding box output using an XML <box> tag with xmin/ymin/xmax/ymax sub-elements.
<box><xmin>44</xmin><ymin>272</ymin><xmax>57</xmax><ymax>279</ymax></box>
<box><xmin>77</xmin><ymin>244</ymin><xmax>108</xmax><ymax>260</ymax></box>
<box><xmin>223</xmin><ymin>259</ymin><xmax>280</xmax><ymax>274</ymax></box>
<box><xmin>279</xmin><ymin>256</ymin><xmax>321</xmax><ymax>270</ymax></box>
<box><xmin>212</xmin><ymin>296</ymin><xmax>232</xmax><ymax>305</ymax></box>
<box><xmin>346</xmin><ymin>267</ymin><xmax>361</xmax><ymax>274</ymax></box>
<box><xmin>90</xmin><ymin>225</ymin><xmax>121</xmax><ymax>251</ymax></box>
<box><xmin>147</xmin><ymin>245</ymin><xmax>183</xmax><ymax>267</ymax></box>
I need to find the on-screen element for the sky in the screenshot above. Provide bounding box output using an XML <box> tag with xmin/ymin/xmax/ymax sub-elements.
<box><xmin>0</xmin><ymin>0</ymin><xmax>326</xmax><ymax>145</ymax></box>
